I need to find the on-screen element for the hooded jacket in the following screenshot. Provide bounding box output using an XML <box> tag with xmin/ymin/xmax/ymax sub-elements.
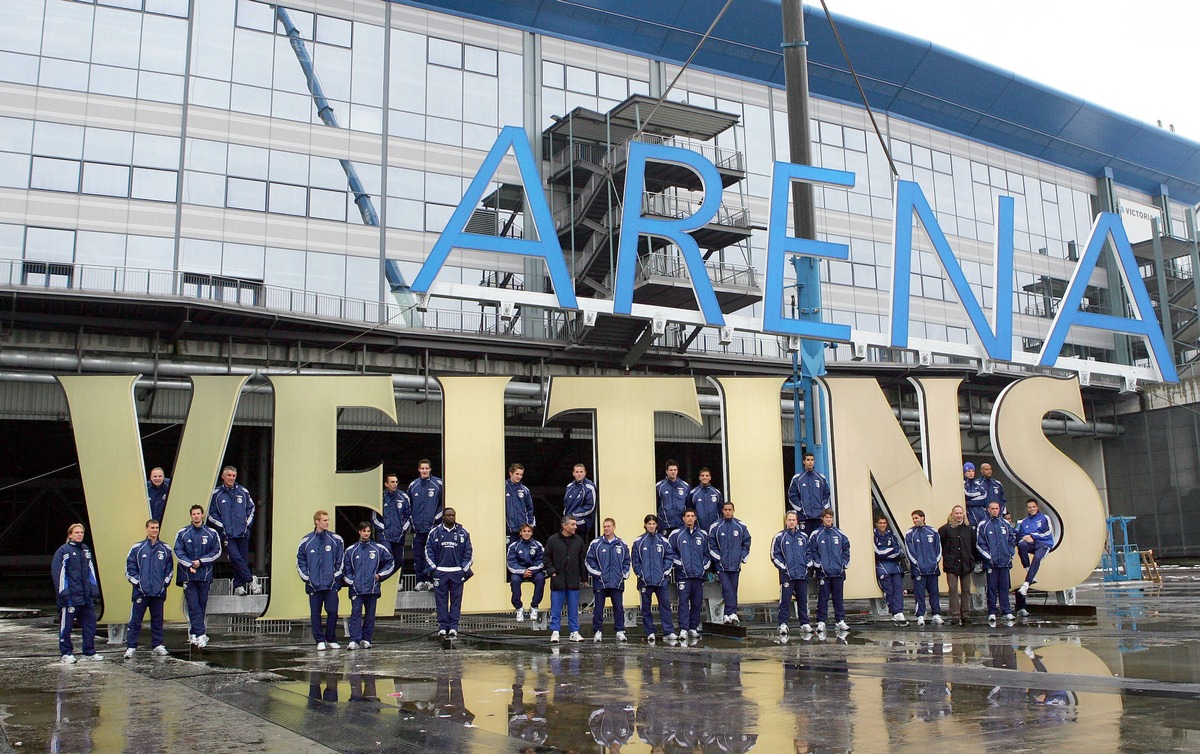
<box><xmin>976</xmin><ymin>516</ymin><xmax>1016</xmax><ymax>569</ymax></box>
<box><xmin>297</xmin><ymin>529</ymin><xmax>346</xmax><ymax>592</ymax></box>
<box><xmin>51</xmin><ymin>540</ymin><xmax>100</xmax><ymax>608</ymax></box>
<box><xmin>807</xmin><ymin>524</ymin><xmax>851</xmax><ymax>577</ymax></box>
<box><xmin>563</xmin><ymin>478</ymin><xmax>597</xmax><ymax>521</ymax></box>
<box><xmin>771</xmin><ymin>527</ymin><xmax>810</xmax><ymax>580</ymax></box>
<box><xmin>708</xmin><ymin>517</ymin><xmax>751</xmax><ymax>572</ymax></box>
<box><xmin>586</xmin><ymin>535</ymin><xmax>631</xmax><ymax>590</ymax></box>
<box><xmin>372</xmin><ymin>488</ymin><xmax>411</xmax><ymax>542</ymax></box>
<box><xmin>126</xmin><ymin>537</ymin><xmax>175</xmax><ymax>598</ymax></box>
<box><xmin>407</xmin><ymin>475</ymin><xmax>445</xmax><ymax>534</ymax></box>
<box><xmin>668</xmin><ymin>524</ymin><xmax>711</xmax><ymax>579</ymax></box>
<box><xmin>209</xmin><ymin>482</ymin><xmax>255</xmax><ymax>539</ymax></box>
<box><xmin>425</xmin><ymin>523</ymin><xmax>473</xmax><ymax>581</ymax></box>
<box><xmin>904</xmin><ymin>524</ymin><xmax>942</xmax><ymax>577</ymax></box>
<box><xmin>873</xmin><ymin>529</ymin><xmax>904</xmax><ymax>576</ymax></box>
<box><xmin>688</xmin><ymin>484</ymin><xmax>724</xmax><ymax>531</ymax></box>
<box><xmin>343</xmin><ymin>539</ymin><xmax>396</xmax><ymax>596</ymax></box>
<box><xmin>656</xmin><ymin>477</ymin><xmax>690</xmax><ymax>531</ymax></box>
<box><xmin>632</xmin><ymin>531</ymin><xmax>675</xmax><ymax>587</ymax></box>
<box><xmin>505</xmin><ymin>479</ymin><xmax>535</xmax><ymax>533</ymax></box>
<box><xmin>787</xmin><ymin>469</ymin><xmax>831</xmax><ymax>519</ymax></box>
<box><xmin>507</xmin><ymin>537</ymin><xmax>545</xmax><ymax>575</ymax></box>
<box><xmin>146</xmin><ymin>478</ymin><xmax>171</xmax><ymax>523</ymax></box>
<box><xmin>173</xmin><ymin>524</ymin><xmax>222</xmax><ymax>583</ymax></box>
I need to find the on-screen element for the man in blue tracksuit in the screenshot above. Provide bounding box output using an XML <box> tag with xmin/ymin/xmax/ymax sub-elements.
<box><xmin>587</xmin><ymin>517</ymin><xmax>631</xmax><ymax>641</ymax></box>
<box><xmin>147</xmin><ymin>467</ymin><xmax>171</xmax><ymax>523</ymax></box>
<box><xmin>1015</xmin><ymin>498</ymin><xmax>1055</xmax><ymax>615</ymax></box>
<box><xmin>408</xmin><ymin>459</ymin><xmax>444</xmax><ymax>591</ymax></box>
<box><xmin>632</xmin><ymin>514</ymin><xmax>676</xmax><ymax>642</ymax></box>
<box><xmin>980</xmin><ymin>463</ymin><xmax>1008</xmax><ymax>518</ymax></box>
<box><xmin>708</xmin><ymin>502</ymin><xmax>751</xmax><ymax>625</ymax></box>
<box><xmin>52</xmin><ymin>523</ymin><xmax>102</xmax><ymax>663</ymax></box>
<box><xmin>873</xmin><ymin>515</ymin><xmax>906</xmax><ymax>625</ymax></box>
<box><xmin>655</xmin><ymin>459</ymin><xmax>690</xmax><ymax>535</ymax></box>
<box><xmin>962</xmin><ymin>462</ymin><xmax>989</xmax><ymax>527</ymax></box>
<box><xmin>297</xmin><ymin>509</ymin><xmax>346</xmax><ymax>649</ymax></box>
<box><xmin>976</xmin><ymin>501</ymin><xmax>1016</xmax><ymax>622</ymax></box>
<box><xmin>344</xmin><ymin>520</ymin><xmax>396</xmax><ymax>649</ymax></box>
<box><xmin>787</xmin><ymin>452</ymin><xmax>831</xmax><ymax>535</ymax></box>
<box><xmin>507</xmin><ymin>523</ymin><xmax>545</xmax><ymax>622</ymax></box>
<box><xmin>668</xmin><ymin>509</ymin><xmax>710</xmax><ymax>638</ymax></box>
<box><xmin>505</xmin><ymin>463</ymin><xmax>535</xmax><ymax>542</ymax></box>
<box><xmin>372</xmin><ymin>474</ymin><xmax>410</xmax><ymax>589</ymax></box>
<box><xmin>688</xmin><ymin>468</ymin><xmax>724</xmax><ymax>531</ymax></box>
<box><xmin>563</xmin><ymin>464</ymin><xmax>597</xmax><ymax>542</ymax></box>
<box><xmin>772</xmin><ymin>511</ymin><xmax>811</xmax><ymax>635</ymax></box>
<box><xmin>904</xmin><ymin>510</ymin><xmax>944</xmax><ymax>626</ymax></box>
<box><xmin>174</xmin><ymin>504</ymin><xmax>222</xmax><ymax>648</ymax></box>
<box><xmin>208</xmin><ymin>465</ymin><xmax>258</xmax><ymax>595</ymax></box>
<box><xmin>808</xmin><ymin>510</ymin><xmax>850</xmax><ymax>632</ymax></box>
<box><xmin>425</xmin><ymin>507</ymin><xmax>473</xmax><ymax>637</ymax></box>
<box><xmin>124</xmin><ymin>519</ymin><xmax>175</xmax><ymax>658</ymax></box>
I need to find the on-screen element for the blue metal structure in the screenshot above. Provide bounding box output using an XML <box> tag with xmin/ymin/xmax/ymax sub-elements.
<box><xmin>1102</xmin><ymin>515</ymin><xmax>1143</xmax><ymax>581</ymax></box>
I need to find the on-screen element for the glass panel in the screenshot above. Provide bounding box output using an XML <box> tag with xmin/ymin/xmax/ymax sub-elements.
<box><xmin>91</xmin><ymin>6</ymin><xmax>142</xmax><ymax>69</ymax></box>
<box><xmin>125</xmin><ymin>234</ymin><xmax>174</xmax><ymax>270</ymax></box>
<box><xmin>0</xmin><ymin>4</ymin><xmax>45</xmax><ymax>56</ymax></box>
<box><xmin>227</xmin><ymin>143</ymin><xmax>269</xmax><ymax>179</ymax></box>
<box><xmin>0</xmin><ymin>224</ymin><xmax>25</xmax><ymax>260</ymax></box>
<box><xmin>82</xmin><ymin>162</ymin><xmax>131</xmax><ymax>197</ymax></box>
<box><xmin>185</xmin><ymin>139</ymin><xmax>227</xmax><ymax>173</ymax></box>
<box><xmin>75</xmin><ymin>230</ymin><xmax>127</xmax><ymax>266</ymax></box>
<box><xmin>84</xmin><ymin>127</ymin><xmax>134</xmax><ymax>163</ymax></box>
<box><xmin>316</xmin><ymin>16</ymin><xmax>352</xmax><ymax>47</ymax></box>
<box><xmin>427</xmin><ymin>38</ymin><xmax>461</xmax><ymax>69</ymax></box>
<box><xmin>426</xmin><ymin>66</ymin><xmax>462</xmax><ymax>119</ymax></box>
<box><xmin>133</xmin><ymin>132</ymin><xmax>180</xmax><ymax>169</ymax></box>
<box><xmin>310</xmin><ymin>188</ymin><xmax>347</xmax><ymax>221</ymax></box>
<box><xmin>305</xmin><ymin>250</ymin><xmax>343</xmax><ymax>294</ymax></box>
<box><xmin>33</xmin><ymin>122</ymin><xmax>85</xmax><ymax>159</ymax></box>
<box><xmin>179</xmin><ymin>237</ymin><xmax>223</xmax><ymax>273</ymax></box>
<box><xmin>30</xmin><ymin>157</ymin><xmax>81</xmax><ymax>192</ymax></box>
<box><xmin>144</xmin><ymin>0</ymin><xmax>190</xmax><ymax>17</ymax></box>
<box><xmin>181</xmin><ymin>171</ymin><xmax>225</xmax><ymax>206</ymax></box>
<box><xmin>464</xmin><ymin>45</ymin><xmax>497</xmax><ymax>76</ymax></box>
<box><xmin>0</xmin><ymin>153</ymin><xmax>30</xmax><ymax>188</ymax></box>
<box><xmin>40</xmin><ymin>58</ymin><xmax>90</xmax><ymax>91</ymax></box>
<box><xmin>264</xmin><ymin>246</ymin><xmax>305</xmax><ymax>289</ymax></box>
<box><xmin>139</xmin><ymin>72</ymin><xmax>185</xmax><ymax>104</ymax></box>
<box><xmin>309</xmin><ymin>156</ymin><xmax>346</xmax><ymax>190</ymax></box>
<box><xmin>25</xmin><ymin>227</ymin><xmax>76</xmax><ymax>263</ymax></box>
<box><xmin>0</xmin><ymin>116</ymin><xmax>34</xmax><ymax>153</ymax></box>
<box><xmin>226</xmin><ymin>176</ymin><xmax>266</xmax><ymax>210</ymax></box>
<box><xmin>345</xmin><ymin>254</ymin><xmax>377</xmax><ymax>300</ymax></box>
<box><xmin>268</xmin><ymin>182</ymin><xmax>306</xmax><ymax>215</ymax></box>
<box><xmin>0</xmin><ymin>51</ymin><xmax>39</xmax><ymax>86</ymax></box>
<box><xmin>221</xmin><ymin>241</ymin><xmax>265</xmax><ymax>279</ymax></box>
<box><xmin>42</xmin><ymin>1</ymin><xmax>94</xmax><ymax>62</ymax></box>
<box><xmin>131</xmin><ymin>167</ymin><xmax>177</xmax><ymax>201</ymax></box>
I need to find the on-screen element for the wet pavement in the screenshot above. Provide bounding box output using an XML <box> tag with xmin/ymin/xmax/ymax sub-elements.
<box><xmin>3</xmin><ymin>573</ymin><xmax>1200</xmax><ymax>753</ymax></box>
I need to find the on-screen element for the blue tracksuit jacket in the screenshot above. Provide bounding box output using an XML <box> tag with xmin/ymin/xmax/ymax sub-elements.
<box><xmin>1017</xmin><ymin>512</ymin><xmax>1054</xmax><ymax>547</ymax></box>
<box><xmin>904</xmin><ymin>525</ymin><xmax>942</xmax><ymax>577</ymax></box>
<box><xmin>507</xmin><ymin>538</ymin><xmax>546</xmax><ymax>574</ymax></box>
<box><xmin>807</xmin><ymin>525</ymin><xmax>851</xmax><ymax>577</ymax></box>
<box><xmin>373</xmin><ymin>489</ymin><xmax>411</xmax><ymax>542</ymax></box>
<box><xmin>408</xmin><ymin>475</ymin><xmax>444</xmax><ymax>534</ymax></box>
<box><xmin>209</xmin><ymin>483</ymin><xmax>255</xmax><ymax>539</ymax></box>
<box><xmin>982</xmin><ymin>476</ymin><xmax>1007</xmax><ymax>509</ymax></box>
<box><xmin>788</xmin><ymin>470</ymin><xmax>831</xmax><ymax>519</ymax></box>
<box><xmin>586</xmin><ymin>535</ymin><xmax>631</xmax><ymax>590</ymax></box>
<box><xmin>343</xmin><ymin>540</ymin><xmax>396</xmax><ymax>596</ymax></box>
<box><xmin>632</xmin><ymin>532</ymin><xmax>675</xmax><ymax>587</ymax></box>
<box><xmin>297</xmin><ymin>530</ymin><xmax>346</xmax><ymax>591</ymax></box>
<box><xmin>563</xmin><ymin>479</ymin><xmax>597</xmax><ymax>521</ymax></box>
<box><xmin>708</xmin><ymin>518</ymin><xmax>751</xmax><ymax>572</ymax></box>
<box><xmin>425</xmin><ymin>523</ymin><xmax>473</xmax><ymax>580</ymax></box>
<box><xmin>173</xmin><ymin>524</ymin><xmax>222</xmax><ymax>583</ymax></box>
<box><xmin>668</xmin><ymin>525</ymin><xmax>711</xmax><ymax>579</ymax></box>
<box><xmin>771</xmin><ymin>527</ymin><xmax>810</xmax><ymax>579</ymax></box>
<box><xmin>126</xmin><ymin>538</ymin><xmax>174</xmax><ymax>597</ymax></box>
<box><xmin>688</xmin><ymin>484</ymin><xmax>724</xmax><ymax>531</ymax></box>
<box><xmin>964</xmin><ymin>478</ymin><xmax>989</xmax><ymax>525</ymax></box>
<box><xmin>505</xmin><ymin>479</ymin><xmax>535</xmax><ymax>532</ymax></box>
<box><xmin>52</xmin><ymin>541</ymin><xmax>100</xmax><ymax>608</ymax></box>
<box><xmin>656</xmin><ymin>477</ymin><xmax>690</xmax><ymax>531</ymax></box>
<box><xmin>146</xmin><ymin>479</ymin><xmax>170</xmax><ymax>522</ymax></box>
<box><xmin>873</xmin><ymin>529</ymin><xmax>904</xmax><ymax>576</ymax></box>
<box><xmin>976</xmin><ymin>516</ymin><xmax>1016</xmax><ymax>568</ymax></box>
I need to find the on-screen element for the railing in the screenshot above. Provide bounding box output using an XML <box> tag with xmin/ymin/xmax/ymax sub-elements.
<box><xmin>640</xmin><ymin>192</ymin><xmax>751</xmax><ymax>229</ymax></box>
<box><xmin>604</xmin><ymin>133</ymin><xmax>745</xmax><ymax>173</ymax></box>
<box><xmin>548</xmin><ymin>141</ymin><xmax>608</xmax><ymax>177</ymax></box>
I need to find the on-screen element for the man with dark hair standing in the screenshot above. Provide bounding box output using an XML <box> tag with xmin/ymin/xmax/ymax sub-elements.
<box><xmin>632</xmin><ymin>514</ymin><xmax>676</xmax><ymax>643</ymax></box>
<box><xmin>808</xmin><ymin>510</ymin><xmax>850</xmax><ymax>634</ymax></box>
<box><xmin>655</xmin><ymin>460</ymin><xmax>689</xmax><ymax>535</ymax></box>
<box><xmin>52</xmin><ymin>524</ymin><xmax>102</xmax><ymax>663</ymax></box>
<box><xmin>298</xmin><ymin>510</ymin><xmax>345</xmax><ymax>650</ymax></box>
<box><xmin>344</xmin><ymin>520</ymin><xmax>396</xmax><ymax>649</ymax></box>
<box><xmin>788</xmin><ymin>452</ymin><xmax>831</xmax><ymax>535</ymax></box>
<box><xmin>408</xmin><ymin>459</ymin><xmax>444</xmax><ymax>591</ymax></box>
<box><xmin>174</xmin><ymin>504</ymin><xmax>222</xmax><ymax>648</ymax></box>
<box><xmin>905</xmin><ymin>510</ymin><xmax>944</xmax><ymax>626</ymax></box>
<box><xmin>372</xmin><ymin>474</ymin><xmax>410</xmax><ymax>590</ymax></box>
<box><xmin>669</xmin><ymin>509</ymin><xmax>711</xmax><ymax>640</ymax></box>
<box><xmin>708</xmin><ymin>501</ymin><xmax>751</xmax><ymax>625</ymax></box>
<box><xmin>873</xmin><ymin>515</ymin><xmax>906</xmax><ymax>626</ymax></box>
<box><xmin>977</xmin><ymin>501</ymin><xmax>1016</xmax><ymax>624</ymax></box>
<box><xmin>208</xmin><ymin>465</ymin><xmax>258</xmax><ymax>596</ymax></box>
<box><xmin>979</xmin><ymin>463</ymin><xmax>1008</xmax><ymax>519</ymax></box>
<box><xmin>146</xmin><ymin>467</ymin><xmax>171</xmax><ymax>523</ymax></box>
<box><xmin>689</xmin><ymin>468</ymin><xmax>724</xmax><ymax>531</ymax></box>
<box><xmin>123</xmin><ymin>519</ymin><xmax>174</xmax><ymax>659</ymax></box>
<box><xmin>544</xmin><ymin>515</ymin><xmax>588</xmax><ymax>643</ymax></box>
<box><xmin>563</xmin><ymin>464</ymin><xmax>597</xmax><ymax>543</ymax></box>
<box><xmin>773</xmin><ymin>511</ymin><xmax>811</xmax><ymax>635</ymax></box>
<box><xmin>505</xmin><ymin>463</ymin><xmax>535</xmax><ymax>543</ymax></box>
<box><xmin>426</xmin><ymin>507</ymin><xmax>473</xmax><ymax>638</ymax></box>
<box><xmin>586</xmin><ymin>517</ymin><xmax>631</xmax><ymax>642</ymax></box>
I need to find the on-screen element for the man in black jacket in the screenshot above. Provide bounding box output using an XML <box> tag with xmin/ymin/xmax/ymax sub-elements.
<box><xmin>544</xmin><ymin>515</ymin><xmax>588</xmax><ymax>643</ymax></box>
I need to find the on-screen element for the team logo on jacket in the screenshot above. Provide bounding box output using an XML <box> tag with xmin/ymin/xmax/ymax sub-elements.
<box><xmin>518</xmin><ymin>491</ymin><xmax>525</xmax><ymax>498</ymax></box>
<box><xmin>428</xmin><ymin>490</ymin><xmax>435</xmax><ymax>497</ymax></box>
<box><xmin>926</xmin><ymin>535</ymin><xmax>934</xmax><ymax>543</ymax></box>
<box><xmin>324</xmin><ymin>545</ymin><xmax>332</xmax><ymax>551</ymax></box>
<box><xmin>677</xmin><ymin>489</ymin><xmax>685</xmax><ymax>496</ymax></box>
<box><xmin>733</xmin><ymin>531</ymin><xmax>739</xmax><ymax>537</ymax></box>
<box><xmin>369</xmin><ymin>551</ymin><xmax>376</xmax><ymax>560</ymax></box>
<box><xmin>157</xmin><ymin>552</ymin><xmax>164</xmax><ymax>560</ymax></box>
<box><xmin>201</xmin><ymin>537</ymin><xmax>208</xmax><ymax>544</ymax></box>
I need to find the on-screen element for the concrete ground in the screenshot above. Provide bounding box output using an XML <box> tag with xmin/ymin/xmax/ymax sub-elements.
<box><xmin>2</xmin><ymin>572</ymin><xmax>1200</xmax><ymax>753</ymax></box>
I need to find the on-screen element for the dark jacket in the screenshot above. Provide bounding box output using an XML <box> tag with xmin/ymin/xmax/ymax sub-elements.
<box><xmin>939</xmin><ymin>521</ymin><xmax>975</xmax><ymax>575</ymax></box>
<box><xmin>544</xmin><ymin>531</ymin><xmax>588</xmax><ymax>591</ymax></box>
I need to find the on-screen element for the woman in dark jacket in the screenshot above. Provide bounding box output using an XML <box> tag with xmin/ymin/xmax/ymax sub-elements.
<box><xmin>544</xmin><ymin>515</ymin><xmax>589</xmax><ymax>642</ymax></box>
<box><xmin>939</xmin><ymin>505</ymin><xmax>975</xmax><ymax>625</ymax></box>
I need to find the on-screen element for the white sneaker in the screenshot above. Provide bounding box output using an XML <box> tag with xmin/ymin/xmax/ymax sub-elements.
<box><xmin>815</xmin><ymin>622</ymin><xmax>826</xmax><ymax>633</ymax></box>
<box><xmin>530</xmin><ymin>608</ymin><xmax>539</xmax><ymax>621</ymax></box>
<box><xmin>83</xmin><ymin>653</ymin><xmax>104</xmax><ymax>662</ymax></box>
<box><xmin>835</xmin><ymin>620</ymin><xmax>849</xmax><ymax>631</ymax></box>
<box><xmin>647</xmin><ymin>633</ymin><xmax>656</xmax><ymax>644</ymax></box>
<box><xmin>721</xmin><ymin>614</ymin><xmax>731</xmax><ymax>624</ymax></box>
<box><xmin>425</xmin><ymin>581</ymin><xmax>435</xmax><ymax>591</ymax></box>
<box><xmin>665</xmin><ymin>633</ymin><xmax>678</xmax><ymax>642</ymax></box>
<box><xmin>568</xmin><ymin>631</ymin><xmax>583</xmax><ymax>642</ymax></box>
<box><xmin>515</xmin><ymin>608</ymin><xmax>525</xmax><ymax>622</ymax></box>
<box><xmin>413</xmin><ymin>581</ymin><xmax>424</xmax><ymax>592</ymax></box>
<box><xmin>361</xmin><ymin>640</ymin><xmax>371</xmax><ymax>649</ymax></box>
<box><xmin>616</xmin><ymin>631</ymin><xmax>627</xmax><ymax>643</ymax></box>
<box><xmin>550</xmin><ymin>631</ymin><xmax>560</xmax><ymax>643</ymax></box>
<box><xmin>688</xmin><ymin>629</ymin><xmax>700</xmax><ymax>639</ymax></box>
<box><xmin>123</xmin><ymin>648</ymin><xmax>136</xmax><ymax>659</ymax></box>
<box><xmin>1002</xmin><ymin>614</ymin><xmax>1015</xmax><ymax>622</ymax></box>
<box><xmin>152</xmin><ymin>645</ymin><xmax>169</xmax><ymax>656</ymax></box>
<box><xmin>931</xmin><ymin>615</ymin><xmax>944</xmax><ymax>626</ymax></box>
<box><xmin>196</xmin><ymin>635</ymin><xmax>209</xmax><ymax>648</ymax></box>
<box><xmin>730</xmin><ymin>613</ymin><xmax>740</xmax><ymax>625</ymax></box>
<box><xmin>317</xmin><ymin>642</ymin><xmax>328</xmax><ymax>650</ymax></box>
<box><xmin>328</xmin><ymin>642</ymin><xmax>341</xmax><ymax>649</ymax></box>
<box><xmin>778</xmin><ymin>624</ymin><xmax>789</xmax><ymax>635</ymax></box>
<box><xmin>1018</xmin><ymin>582</ymin><xmax>1030</xmax><ymax>596</ymax></box>
<box><xmin>917</xmin><ymin>615</ymin><xmax>926</xmax><ymax>626</ymax></box>
<box><xmin>347</xmin><ymin>641</ymin><xmax>359</xmax><ymax>650</ymax></box>
<box><xmin>893</xmin><ymin>612</ymin><xmax>906</xmax><ymax>624</ymax></box>
<box><xmin>233</xmin><ymin>585</ymin><xmax>247</xmax><ymax>596</ymax></box>
<box><xmin>188</xmin><ymin>634</ymin><xmax>196</xmax><ymax>645</ymax></box>
<box><xmin>1017</xmin><ymin>608</ymin><xmax>1030</xmax><ymax>617</ymax></box>
<box><xmin>1024</xmin><ymin>646</ymin><xmax>1038</xmax><ymax>658</ymax></box>
<box><xmin>447</xmin><ymin>630</ymin><xmax>457</xmax><ymax>638</ymax></box>
<box><xmin>800</xmin><ymin>623</ymin><xmax>812</xmax><ymax>634</ymax></box>
<box><xmin>250</xmin><ymin>578</ymin><xmax>263</xmax><ymax>595</ymax></box>
<box><xmin>437</xmin><ymin>630</ymin><xmax>447</xmax><ymax>638</ymax></box>
<box><xmin>594</xmin><ymin>631</ymin><xmax>603</xmax><ymax>643</ymax></box>
<box><xmin>987</xmin><ymin>614</ymin><xmax>997</xmax><ymax>624</ymax></box>
<box><xmin>61</xmin><ymin>654</ymin><xmax>77</xmax><ymax>664</ymax></box>
<box><xmin>396</xmin><ymin>580</ymin><xmax>405</xmax><ymax>592</ymax></box>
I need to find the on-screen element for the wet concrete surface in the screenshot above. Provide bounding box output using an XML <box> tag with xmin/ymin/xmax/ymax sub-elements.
<box><xmin>3</xmin><ymin>573</ymin><xmax>1200</xmax><ymax>752</ymax></box>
